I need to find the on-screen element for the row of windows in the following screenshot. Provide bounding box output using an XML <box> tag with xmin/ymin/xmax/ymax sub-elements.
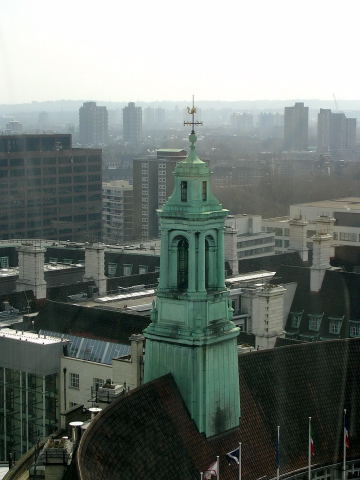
<box><xmin>0</xmin><ymin>172</ymin><xmax>101</xmax><ymax>183</ymax></box>
<box><xmin>69</xmin><ymin>373</ymin><xmax>105</xmax><ymax>391</ymax></box>
<box><xmin>0</xmin><ymin>156</ymin><xmax>100</xmax><ymax>166</ymax></box>
<box><xmin>237</xmin><ymin>236</ymin><xmax>274</xmax><ymax>248</ymax></box>
<box><xmin>238</xmin><ymin>246</ymin><xmax>273</xmax><ymax>258</ymax></box>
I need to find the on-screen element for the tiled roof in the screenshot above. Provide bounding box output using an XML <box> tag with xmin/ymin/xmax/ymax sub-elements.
<box><xmin>77</xmin><ymin>338</ymin><xmax>360</xmax><ymax>480</ymax></box>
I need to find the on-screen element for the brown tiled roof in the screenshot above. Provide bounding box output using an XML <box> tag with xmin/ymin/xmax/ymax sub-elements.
<box><xmin>77</xmin><ymin>338</ymin><xmax>360</xmax><ymax>480</ymax></box>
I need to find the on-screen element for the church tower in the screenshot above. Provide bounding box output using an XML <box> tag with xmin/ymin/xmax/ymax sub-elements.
<box><xmin>144</xmin><ymin>103</ymin><xmax>240</xmax><ymax>437</ymax></box>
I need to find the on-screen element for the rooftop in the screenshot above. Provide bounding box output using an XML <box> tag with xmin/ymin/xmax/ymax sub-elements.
<box><xmin>0</xmin><ymin>328</ymin><xmax>65</xmax><ymax>345</ymax></box>
<box><xmin>292</xmin><ymin>197</ymin><xmax>360</xmax><ymax>210</ymax></box>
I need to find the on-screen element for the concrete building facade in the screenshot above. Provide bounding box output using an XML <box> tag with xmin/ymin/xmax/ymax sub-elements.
<box><xmin>79</xmin><ymin>102</ymin><xmax>108</xmax><ymax>146</ymax></box>
<box><xmin>317</xmin><ymin>108</ymin><xmax>357</xmax><ymax>153</ymax></box>
<box><xmin>102</xmin><ymin>180</ymin><xmax>134</xmax><ymax>244</ymax></box>
<box><xmin>283</xmin><ymin>102</ymin><xmax>308</xmax><ymax>151</ymax></box>
<box><xmin>123</xmin><ymin>102</ymin><xmax>142</xmax><ymax>145</ymax></box>
<box><xmin>0</xmin><ymin>134</ymin><xmax>102</xmax><ymax>242</ymax></box>
<box><xmin>132</xmin><ymin>149</ymin><xmax>186</xmax><ymax>240</ymax></box>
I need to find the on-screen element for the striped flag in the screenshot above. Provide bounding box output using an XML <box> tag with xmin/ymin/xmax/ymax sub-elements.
<box><xmin>310</xmin><ymin>421</ymin><xmax>315</xmax><ymax>456</ymax></box>
<box><xmin>344</xmin><ymin>410</ymin><xmax>350</xmax><ymax>449</ymax></box>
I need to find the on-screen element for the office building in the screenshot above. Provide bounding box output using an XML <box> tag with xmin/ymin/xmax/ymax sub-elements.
<box><xmin>102</xmin><ymin>180</ymin><xmax>134</xmax><ymax>244</ymax></box>
<box><xmin>123</xmin><ymin>102</ymin><xmax>142</xmax><ymax>145</ymax></box>
<box><xmin>0</xmin><ymin>134</ymin><xmax>102</xmax><ymax>241</ymax></box>
<box><xmin>79</xmin><ymin>101</ymin><xmax>108</xmax><ymax>146</ymax></box>
<box><xmin>133</xmin><ymin>149</ymin><xmax>186</xmax><ymax>240</ymax></box>
<box><xmin>317</xmin><ymin>108</ymin><xmax>357</xmax><ymax>153</ymax></box>
<box><xmin>283</xmin><ymin>102</ymin><xmax>308</xmax><ymax>150</ymax></box>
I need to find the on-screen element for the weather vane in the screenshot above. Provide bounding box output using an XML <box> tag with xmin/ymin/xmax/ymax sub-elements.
<box><xmin>184</xmin><ymin>95</ymin><xmax>203</xmax><ymax>134</ymax></box>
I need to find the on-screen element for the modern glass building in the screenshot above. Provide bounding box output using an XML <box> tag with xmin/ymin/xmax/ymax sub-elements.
<box><xmin>0</xmin><ymin>329</ymin><xmax>66</xmax><ymax>461</ymax></box>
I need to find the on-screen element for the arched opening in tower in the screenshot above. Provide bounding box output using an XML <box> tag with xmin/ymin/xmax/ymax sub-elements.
<box><xmin>177</xmin><ymin>237</ymin><xmax>189</xmax><ymax>290</ymax></box>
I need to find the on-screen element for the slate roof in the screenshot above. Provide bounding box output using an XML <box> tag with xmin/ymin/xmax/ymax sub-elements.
<box><xmin>238</xmin><ymin>252</ymin><xmax>305</xmax><ymax>274</ymax></box>
<box><xmin>277</xmin><ymin>266</ymin><xmax>360</xmax><ymax>340</ymax></box>
<box><xmin>35</xmin><ymin>300</ymin><xmax>150</xmax><ymax>343</ymax></box>
<box><xmin>77</xmin><ymin>338</ymin><xmax>360</xmax><ymax>480</ymax></box>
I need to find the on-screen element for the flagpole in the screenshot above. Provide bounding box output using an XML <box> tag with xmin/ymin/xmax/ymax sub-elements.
<box><xmin>201</xmin><ymin>472</ymin><xmax>203</xmax><ymax>480</ymax></box>
<box><xmin>343</xmin><ymin>409</ymin><xmax>347</xmax><ymax>480</ymax></box>
<box><xmin>216</xmin><ymin>456</ymin><xmax>219</xmax><ymax>480</ymax></box>
<box><xmin>308</xmin><ymin>417</ymin><xmax>312</xmax><ymax>480</ymax></box>
<box><xmin>277</xmin><ymin>425</ymin><xmax>280</xmax><ymax>480</ymax></box>
<box><xmin>239</xmin><ymin>442</ymin><xmax>242</xmax><ymax>480</ymax></box>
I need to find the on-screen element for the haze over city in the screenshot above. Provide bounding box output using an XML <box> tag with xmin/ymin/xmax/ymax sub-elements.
<box><xmin>1</xmin><ymin>0</ymin><xmax>360</xmax><ymax>103</ymax></box>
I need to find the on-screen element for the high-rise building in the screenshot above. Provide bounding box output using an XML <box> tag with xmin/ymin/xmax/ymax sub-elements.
<box><xmin>123</xmin><ymin>102</ymin><xmax>142</xmax><ymax>145</ymax></box>
<box><xmin>143</xmin><ymin>107</ymin><xmax>166</xmax><ymax>130</ymax></box>
<box><xmin>230</xmin><ymin>112</ymin><xmax>253</xmax><ymax>133</ymax></box>
<box><xmin>79</xmin><ymin>101</ymin><xmax>108</xmax><ymax>146</ymax></box>
<box><xmin>283</xmin><ymin>102</ymin><xmax>309</xmax><ymax>150</ymax></box>
<box><xmin>0</xmin><ymin>134</ymin><xmax>102</xmax><ymax>241</ymax></box>
<box><xmin>317</xmin><ymin>108</ymin><xmax>357</xmax><ymax>153</ymax></box>
<box><xmin>132</xmin><ymin>149</ymin><xmax>186</xmax><ymax>240</ymax></box>
<box><xmin>102</xmin><ymin>180</ymin><xmax>134</xmax><ymax>244</ymax></box>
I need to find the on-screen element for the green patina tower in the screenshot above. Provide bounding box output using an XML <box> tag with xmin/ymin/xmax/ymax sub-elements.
<box><xmin>143</xmin><ymin>105</ymin><xmax>240</xmax><ymax>437</ymax></box>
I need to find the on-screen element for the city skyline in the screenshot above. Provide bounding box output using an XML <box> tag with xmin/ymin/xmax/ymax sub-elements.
<box><xmin>1</xmin><ymin>0</ymin><xmax>360</xmax><ymax>104</ymax></box>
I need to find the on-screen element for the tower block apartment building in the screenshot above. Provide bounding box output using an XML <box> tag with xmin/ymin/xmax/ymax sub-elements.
<box><xmin>0</xmin><ymin>134</ymin><xmax>102</xmax><ymax>242</ymax></box>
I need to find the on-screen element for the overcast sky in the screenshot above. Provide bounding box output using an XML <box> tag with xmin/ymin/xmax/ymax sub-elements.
<box><xmin>1</xmin><ymin>0</ymin><xmax>359</xmax><ymax>104</ymax></box>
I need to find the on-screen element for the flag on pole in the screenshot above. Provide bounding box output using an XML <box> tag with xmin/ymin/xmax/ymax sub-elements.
<box><xmin>204</xmin><ymin>459</ymin><xmax>218</xmax><ymax>479</ymax></box>
<box><xmin>227</xmin><ymin>447</ymin><xmax>240</xmax><ymax>465</ymax></box>
<box><xmin>344</xmin><ymin>410</ymin><xmax>350</xmax><ymax>449</ymax></box>
<box><xmin>309</xmin><ymin>419</ymin><xmax>315</xmax><ymax>456</ymax></box>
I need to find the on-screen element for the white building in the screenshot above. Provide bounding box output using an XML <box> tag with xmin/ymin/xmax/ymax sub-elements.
<box><xmin>264</xmin><ymin>197</ymin><xmax>360</xmax><ymax>252</ymax></box>
<box><xmin>224</xmin><ymin>214</ymin><xmax>275</xmax><ymax>275</ymax></box>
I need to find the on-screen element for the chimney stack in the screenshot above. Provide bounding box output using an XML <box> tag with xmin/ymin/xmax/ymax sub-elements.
<box><xmin>16</xmin><ymin>243</ymin><xmax>47</xmax><ymax>299</ymax></box>
<box><xmin>84</xmin><ymin>243</ymin><xmax>107</xmax><ymax>296</ymax></box>
<box><xmin>289</xmin><ymin>216</ymin><xmax>308</xmax><ymax>261</ymax></box>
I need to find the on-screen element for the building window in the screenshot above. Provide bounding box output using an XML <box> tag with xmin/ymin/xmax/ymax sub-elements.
<box><xmin>177</xmin><ymin>237</ymin><xmax>188</xmax><ymax>289</ymax></box>
<box><xmin>69</xmin><ymin>373</ymin><xmax>79</xmax><ymax>389</ymax></box>
<box><xmin>306</xmin><ymin>229</ymin><xmax>316</xmax><ymax>238</ymax></box>
<box><xmin>0</xmin><ymin>256</ymin><xmax>9</xmax><ymax>268</ymax></box>
<box><xmin>275</xmin><ymin>239</ymin><xmax>283</xmax><ymax>247</ymax></box>
<box><xmin>180</xmin><ymin>181</ymin><xmax>187</xmax><ymax>202</ymax></box>
<box><xmin>123</xmin><ymin>264</ymin><xmax>132</xmax><ymax>276</ymax></box>
<box><xmin>291</xmin><ymin>311</ymin><xmax>303</xmax><ymax>329</ymax></box>
<box><xmin>139</xmin><ymin>265</ymin><xmax>148</xmax><ymax>274</ymax></box>
<box><xmin>202</xmin><ymin>181</ymin><xmax>207</xmax><ymax>201</ymax></box>
<box><xmin>107</xmin><ymin>262</ymin><xmax>117</xmax><ymax>277</ymax></box>
<box><xmin>349</xmin><ymin>322</ymin><xmax>360</xmax><ymax>338</ymax></box>
<box><xmin>340</xmin><ymin>232</ymin><xmax>357</xmax><ymax>242</ymax></box>
<box><xmin>93</xmin><ymin>378</ymin><xmax>104</xmax><ymax>391</ymax></box>
<box><xmin>308</xmin><ymin>314</ymin><xmax>323</xmax><ymax>332</ymax></box>
<box><xmin>329</xmin><ymin>318</ymin><xmax>342</xmax><ymax>335</ymax></box>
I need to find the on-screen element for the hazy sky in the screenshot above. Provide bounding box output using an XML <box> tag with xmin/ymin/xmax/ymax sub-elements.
<box><xmin>1</xmin><ymin>0</ymin><xmax>359</xmax><ymax>104</ymax></box>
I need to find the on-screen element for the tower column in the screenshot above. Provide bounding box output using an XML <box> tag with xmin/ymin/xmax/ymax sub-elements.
<box><xmin>159</xmin><ymin>230</ymin><xmax>169</xmax><ymax>289</ymax></box>
<box><xmin>188</xmin><ymin>233</ymin><xmax>196</xmax><ymax>292</ymax></box>
<box><xmin>198</xmin><ymin>233</ymin><xmax>206</xmax><ymax>292</ymax></box>
<box><xmin>217</xmin><ymin>227</ymin><xmax>225</xmax><ymax>288</ymax></box>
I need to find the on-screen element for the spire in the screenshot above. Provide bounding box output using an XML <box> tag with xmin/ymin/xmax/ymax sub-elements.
<box><xmin>183</xmin><ymin>95</ymin><xmax>204</xmax><ymax>164</ymax></box>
